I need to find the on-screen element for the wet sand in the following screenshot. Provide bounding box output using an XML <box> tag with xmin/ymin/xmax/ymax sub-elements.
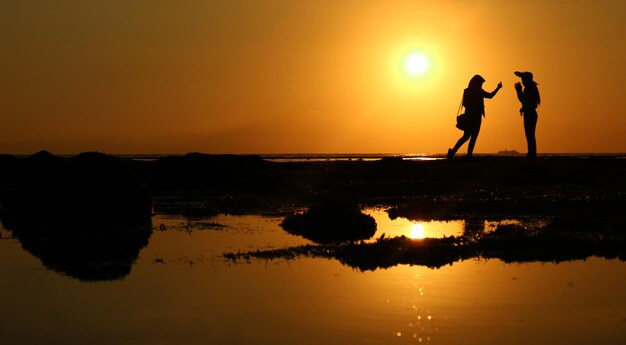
<box><xmin>1</xmin><ymin>152</ymin><xmax>624</xmax><ymax>227</ymax></box>
<box><xmin>143</xmin><ymin>154</ymin><xmax>626</xmax><ymax>221</ymax></box>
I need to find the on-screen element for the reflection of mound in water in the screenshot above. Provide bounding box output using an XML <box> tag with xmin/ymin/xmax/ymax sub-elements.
<box><xmin>229</xmin><ymin>211</ymin><xmax>626</xmax><ymax>270</ymax></box>
<box><xmin>226</xmin><ymin>227</ymin><xmax>626</xmax><ymax>271</ymax></box>
<box><xmin>6</xmin><ymin>222</ymin><xmax>152</xmax><ymax>282</ymax></box>
<box><xmin>0</xmin><ymin>151</ymin><xmax>153</xmax><ymax>281</ymax></box>
<box><xmin>281</xmin><ymin>204</ymin><xmax>377</xmax><ymax>244</ymax></box>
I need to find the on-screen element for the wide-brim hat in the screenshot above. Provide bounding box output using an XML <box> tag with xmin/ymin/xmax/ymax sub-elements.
<box><xmin>515</xmin><ymin>71</ymin><xmax>538</xmax><ymax>85</ymax></box>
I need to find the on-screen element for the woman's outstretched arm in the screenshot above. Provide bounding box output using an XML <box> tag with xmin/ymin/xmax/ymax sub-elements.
<box><xmin>484</xmin><ymin>82</ymin><xmax>503</xmax><ymax>99</ymax></box>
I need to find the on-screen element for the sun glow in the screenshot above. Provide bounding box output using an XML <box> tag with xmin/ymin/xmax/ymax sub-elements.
<box><xmin>405</xmin><ymin>53</ymin><xmax>429</xmax><ymax>76</ymax></box>
<box><xmin>389</xmin><ymin>44</ymin><xmax>443</xmax><ymax>94</ymax></box>
<box><xmin>410</xmin><ymin>223</ymin><xmax>426</xmax><ymax>239</ymax></box>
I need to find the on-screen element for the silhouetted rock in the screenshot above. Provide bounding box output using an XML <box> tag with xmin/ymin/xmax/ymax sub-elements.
<box><xmin>148</xmin><ymin>153</ymin><xmax>268</xmax><ymax>193</ymax></box>
<box><xmin>4</xmin><ymin>151</ymin><xmax>151</xmax><ymax>227</ymax></box>
<box><xmin>0</xmin><ymin>154</ymin><xmax>19</xmax><ymax>164</ymax></box>
<box><xmin>281</xmin><ymin>203</ymin><xmax>376</xmax><ymax>243</ymax></box>
<box><xmin>378</xmin><ymin>156</ymin><xmax>404</xmax><ymax>164</ymax></box>
<box><xmin>0</xmin><ymin>154</ymin><xmax>20</xmax><ymax>190</ymax></box>
<box><xmin>27</xmin><ymin>150</ymin><xmax>62</xmax><ymax>163</ymax></box>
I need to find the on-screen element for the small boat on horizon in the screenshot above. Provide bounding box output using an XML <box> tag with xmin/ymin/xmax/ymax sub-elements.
<box><xmin>496</xmin><ymin>149</ymin><xmax>522</xmax><ymax>156</ymax></box>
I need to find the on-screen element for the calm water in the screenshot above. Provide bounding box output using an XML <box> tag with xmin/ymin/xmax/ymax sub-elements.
<box><xmin>1</xmin><ymin>210</ymin><xmax>625</xmax><ymax>345</ymax></box>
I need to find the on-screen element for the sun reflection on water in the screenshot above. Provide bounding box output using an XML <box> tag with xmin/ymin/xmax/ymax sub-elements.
<box><xmin>363</xmin><ymin>208</ymin><xmax>464</xmax><ymax>240</ymax></box>
<box><xmin>410</xmin><ymin>223</ymin><xmax>426</xmax><ymax>239</ymax></box>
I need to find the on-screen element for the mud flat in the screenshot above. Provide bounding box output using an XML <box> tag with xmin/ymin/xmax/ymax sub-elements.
<box><xmin>1</xmin><ymin>152</ymin><xmax>624</xmax><ymax>220</ymax></box>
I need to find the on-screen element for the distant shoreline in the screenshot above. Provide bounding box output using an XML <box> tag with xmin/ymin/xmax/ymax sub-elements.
<box><xmin>4</xmin><ymin>152</ymin><xmax>625</xmax><ymax>162</ymax></box>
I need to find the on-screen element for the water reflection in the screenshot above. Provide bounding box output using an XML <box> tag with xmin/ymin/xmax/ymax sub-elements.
<box><xmin>365</xmin><ymin>209</ymin><xmax>464</xmax><ymax>240</ymax></box>
<box><xmin>366</xmin><ymin>208</ymin><xmax>548</xmax><ymax>241</ymax></box>
<box><xmin>1</xmin><ymin>219</ymin><xmax>152</xmax><ymax>282</ymax></box>
<box><xmin>410</xmin><ymin>223</ymin><xmax>426</xmax><ymax>239</ymax></box>
<box><xmin>463</xmin><ymin>217</ymin><xmax>486</xmax><ymax>240</ymax></box>
<box><xmin>6</xmin><ymin>199</ymin><xmax>622</xmax><ymax>281</ymax></box>
<box><xmin>0</xmin><ymin>195</ymin><xmax>152</xmax><ymax>281</ymax></box>
<box><xmin>1</xmin><ymin>211</ymin><xmax>626</xmax><ymax>345</ymax></box>
<box><xmin>227</xmin><ymin>207</ymin><xmax>626</xmax><ymax>271</ymax></box>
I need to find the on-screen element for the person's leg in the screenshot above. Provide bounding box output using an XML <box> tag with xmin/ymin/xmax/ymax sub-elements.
<box><xmin>467</xmin><ymin>124</ymin><xmax>481</xmax><ymax>157</ymax></box>
<box><xmin>524</xmin><ymin>112</ymin><xmax>537</xmax><ymax>158</ymax></box>
<box><xmin>449</xmin><ymin>132</ymin><xmax>471</xmax><ymax>158</ymax></box>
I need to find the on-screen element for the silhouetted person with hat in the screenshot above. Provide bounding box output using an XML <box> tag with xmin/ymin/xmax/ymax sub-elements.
<box><xmin>514</xmin><ymin>71</ymin><xmax>541</xmax><ymax>159</ymax></box>
<box><xmin>447</xmin><ymin>75</ymin><xmax>502</xmax><ymax>159</ymax></box>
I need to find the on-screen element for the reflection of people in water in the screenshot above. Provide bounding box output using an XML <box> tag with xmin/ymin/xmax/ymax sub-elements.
<box><xmin>447</xmin><ymin>75</ymin><xmax>502</xmax><ymax>159</ymax></box>
<box><xmin>463</xmin><ymin>218</ymin><xmax>485</xmax><ymax>239</ymax></box>
<box><xmin>514</xmin><ymin>71</ymin><xmax>541</xmax><ymax>159</ymax></box>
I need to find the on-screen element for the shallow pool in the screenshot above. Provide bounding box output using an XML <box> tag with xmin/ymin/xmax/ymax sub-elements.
<box><xmin>1</xmin><ymin>211</ymin><xmax>625</xmax><ymax>345</ymax></box>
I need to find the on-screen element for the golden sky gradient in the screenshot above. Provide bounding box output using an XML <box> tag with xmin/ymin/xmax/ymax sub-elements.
<box><xmin>1</xmin><ymin>1</ymin><xmax>625</xmax><ymax>154</ymax></box>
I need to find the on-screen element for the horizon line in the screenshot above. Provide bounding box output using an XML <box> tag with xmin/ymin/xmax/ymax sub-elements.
<box><xmin>4</xmin><ymin>151</ymin><xmax>626</xmax><ymax>157</ymax></box>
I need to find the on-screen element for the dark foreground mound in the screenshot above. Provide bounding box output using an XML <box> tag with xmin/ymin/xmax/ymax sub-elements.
<box><xmin>1</xmin><ymin>151</ymin><xmax>152</xmax><ymax>227</ymax></box>
<box><xmin>281</xmin><ymin>204</ymin><xmax>377</xmax><ymax>243</ymax></box>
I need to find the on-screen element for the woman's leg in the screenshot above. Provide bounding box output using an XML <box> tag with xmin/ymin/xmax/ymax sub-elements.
<box><xmin>450</xmin><ymin>132</ymin><xmax>471</xmax><ymax>157</ymax></box>
<box><xmin>467</xmin><ymin>124</ymin><xmax>481</xmax><ymax>156</ymax></box>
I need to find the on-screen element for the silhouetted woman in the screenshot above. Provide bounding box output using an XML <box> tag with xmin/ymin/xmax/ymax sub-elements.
<box><xmin>447</xmin><ymin>75</ymin><xmax>502</xmax><ymax>159</ymax></box>
<box><xmin>514</xmin><ymin>71</ymin><xmax>541</xmax><ymax>159</ymax></box>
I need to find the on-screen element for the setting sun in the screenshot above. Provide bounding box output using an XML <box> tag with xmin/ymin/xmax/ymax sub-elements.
<box><xmin>410</xmin><ymin>223</ymin><xmax>426</xmax><ymax>239</ymax></box>
<box><xmin>405</xmin><ymin>53</ymin><xmax>429</xmax><ymax>76</ymax></box>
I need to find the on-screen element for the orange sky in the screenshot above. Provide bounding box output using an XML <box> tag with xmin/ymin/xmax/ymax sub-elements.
<box><xmin>1</xmin><ymin>1</ymin><xmax>625</xmax><ymax>154</ymax></box>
